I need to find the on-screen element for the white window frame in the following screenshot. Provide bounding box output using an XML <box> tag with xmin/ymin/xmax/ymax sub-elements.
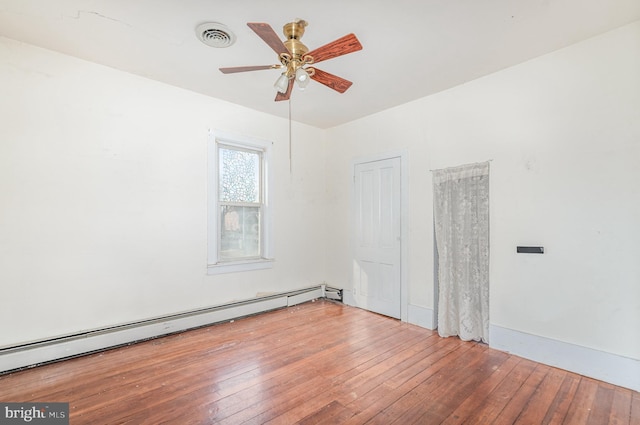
<box><xmin>207</xmin><ymin>129</ymin><xmax>273</xmax><ymax>275</ymax></box>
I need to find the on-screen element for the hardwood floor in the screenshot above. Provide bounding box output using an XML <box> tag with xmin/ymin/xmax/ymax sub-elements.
<box><xmin>1</xmin><ymin>300</ymin><xmax>638</xmax><ymax>424</ymax></box>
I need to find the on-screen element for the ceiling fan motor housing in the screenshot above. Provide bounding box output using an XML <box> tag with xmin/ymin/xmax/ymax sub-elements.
<box><xmin>283</xmin><ymin>20</ymin><xmax>309</xmax><ymax>59</ymax></box>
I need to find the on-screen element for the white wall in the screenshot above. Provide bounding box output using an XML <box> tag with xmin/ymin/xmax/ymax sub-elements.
<box><xmin>1</xmin><ymin>20</ymin><xmax>639</xmax><ymax>389</ymax></box>
<box><xmin>0</xmin><ymin>37</ymin><xmax>328</xmax><ymax>347</ymax></box>
<box><xmin>325</xmin><ymin>21</ymin><xmax>640</xmax><ymax>363</ymax></box>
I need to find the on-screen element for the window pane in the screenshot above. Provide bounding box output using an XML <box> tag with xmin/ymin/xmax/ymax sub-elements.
<box><xmin>219</xmin><ymin>205</ymin><xmax>261</xmax><ymax>260</ymax></box>
<box><xmin>219</xmin><ymin>147</ymin><xmax>260</xmax><ymax>203</ymax></box>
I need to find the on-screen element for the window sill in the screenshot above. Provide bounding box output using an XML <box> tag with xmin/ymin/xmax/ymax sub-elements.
<box><xmin>207</xmin><ymin>258</ymin><xmax>274</xmax><ymax>275</ymax></box>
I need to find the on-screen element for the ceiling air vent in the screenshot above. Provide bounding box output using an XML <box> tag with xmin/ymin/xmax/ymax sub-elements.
<box><xmin>196</xmin><ymin>22</ymin><xmax>236</xmax><ymax>48</ymax></box>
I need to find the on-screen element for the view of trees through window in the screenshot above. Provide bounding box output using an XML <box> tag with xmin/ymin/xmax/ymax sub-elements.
<box><xmin>219</xmin><ymin>147</ymin><xmax>259</xmax><ymax>203</ymax></box>
<box><xmin>218</xmin><ymin>145</ymin><xmax>262</xmax><ymax>261</ymax></box>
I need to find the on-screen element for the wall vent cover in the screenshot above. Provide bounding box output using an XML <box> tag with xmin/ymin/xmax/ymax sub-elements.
<box><xmin>196</xmin><ymin>23</ymin><xmax>236</xmax><ymax>48</ymax></box>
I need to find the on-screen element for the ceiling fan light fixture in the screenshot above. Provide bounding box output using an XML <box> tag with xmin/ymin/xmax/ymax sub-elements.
<box><xmin>295</xmin><ymin>67</ymin><xmax>310</xmax><ymax>90</ymax></box>
<box><xmin>274</xmin><ymin>73</ymin><xmax>289</xmax><ymax>93</ymax></box>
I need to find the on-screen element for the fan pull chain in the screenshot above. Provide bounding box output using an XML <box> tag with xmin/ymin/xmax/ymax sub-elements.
<box><xmin>289</xmin><ymin>98</ymin><xmax>292</xmax><ymax>174</ymax></box>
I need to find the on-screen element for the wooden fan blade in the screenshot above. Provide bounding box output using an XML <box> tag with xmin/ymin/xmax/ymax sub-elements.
<box><xmin>219</xmin><ymin>65</ymin><xmax>278</xmax><ymax>74</ymax></box>
<box><xmin>309</xmin><ymin>68</ymin><xmax>353</xmax><ymax>93</ymax></box>
<box><xmin>247</xmin><ymin>23</ymin><xmax>289</xmax><ymax>56</ymax></box>
<box><xmin>304</xmin><ymin>33</ymin><xmax>362</xmax><ymax>64</ymax></box>
<box><xmin>275</xmin><ymin>78</ymin><xmax>294</xmax><ymax>101</ymax></box>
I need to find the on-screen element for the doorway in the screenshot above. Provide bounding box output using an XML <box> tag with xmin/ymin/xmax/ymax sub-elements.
<box><xmin>351</xmin><ymin>155</ymin><xmax>404</xmax><ymax>319</ymax></box>
<box><xmin>432</xmin><ymin>161</ymin><xmax>490</xmax><ymax>342</ymax></box>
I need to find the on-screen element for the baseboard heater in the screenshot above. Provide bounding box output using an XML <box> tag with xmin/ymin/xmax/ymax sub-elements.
<box><xmin>0</xmin><ymin>284</ymin><xmax>341</xmax><ymax>374</ymax></box>
<box><xmin>324</xmin><ymin>286</ymin><xmax>343</xmax><ymax>301</ymax></box>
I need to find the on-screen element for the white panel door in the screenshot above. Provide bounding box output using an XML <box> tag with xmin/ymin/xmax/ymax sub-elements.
<box><xmin>352</xmin><ymin>157</ymin><xmax>401</xmax><ymax>318</ymax></box>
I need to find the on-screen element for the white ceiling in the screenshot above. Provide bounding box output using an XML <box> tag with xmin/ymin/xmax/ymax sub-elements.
<box><xmin>1</xmin><ymin>0</ymin><xmax>639</xmax><ymax>128</ymax></box>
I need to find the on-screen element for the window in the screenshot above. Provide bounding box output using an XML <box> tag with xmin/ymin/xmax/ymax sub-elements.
<box><xmin>208</xmin><ymin>130</ymin><xmax>273</xmax><ymax>274</ymax></box>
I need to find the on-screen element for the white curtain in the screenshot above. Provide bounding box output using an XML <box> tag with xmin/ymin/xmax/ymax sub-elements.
<box><xmin>433</xmin><ymin>161</ymin><xmax>490</xmax><ymax>343</ymax></box>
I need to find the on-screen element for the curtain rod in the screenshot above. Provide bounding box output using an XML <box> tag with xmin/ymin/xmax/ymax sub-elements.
<box><xmin>429</xmin><ymin>159</ymin><xmax>493</xmax><ymax>172</ymax></box>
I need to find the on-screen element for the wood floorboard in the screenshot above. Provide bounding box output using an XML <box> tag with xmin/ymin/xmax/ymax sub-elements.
<box><xmin>439</xmin><ymin>355</ymin><xmax>522</xmax><ymax>424</ymax></box>
<box><xmin>494</xmin><ymin>363</ymin><xmax>553</xmax><ymax>424</ymax></box>
<box><xmin>335</xmin><ymin>332</ymin><xmax>439</xmax><ymax>399</ymax></box>
<box><xmin>340</xmin><ymin>339</ymin><xmax>473</xmax><ymax>424</ymax></box>
<box><xmin>458</xmin><ymin>358</ymin><xmax>539</xmax><ymax>424</ymax></box>
<box><xmin>513</xmin><ymin>365</ymin><xmax>568</xmax><ymax>424</ymax></box>
<box><xmin>297</xmin><ymin>400</ymin><xmax>353</xmax><ymax>425</ymax></box>
<box><xmin>542</xmin><ymin>372</ymin><xmax>583</xmax><ymax>425</ymax></box>
<box><xmin>589</xmin><ymin>382</ymin><xmax>615</xmax><ymax>424</ymax></box>
<box><xmin>0</xmin><ymin>299</ymin><xmax>637</xmax><ymax>424</ymax></box>
<box><xmin>564</xmin><ymin>377</ymin><xmax>601</xmax><ymax>425</ymax></box>
<box><xmin>393</xmin><ymin>347</ymin><xmax>507</xmax><ymax>424</ymax></box>
<box><xmin>608</xmin><ymin>387</ymin><xmax>632</xmax><ymax>425</ymax></box>
<box><xmin>631</xmin><ymin>392</ymin><xmax>640</xmax><ymax>425</ymax></box>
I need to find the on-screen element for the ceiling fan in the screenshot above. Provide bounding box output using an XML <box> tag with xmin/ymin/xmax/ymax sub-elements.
<box><xmin>219</xmin><ymin>19</ymin><xmax>363</xmax><ymax>101</ymax></box>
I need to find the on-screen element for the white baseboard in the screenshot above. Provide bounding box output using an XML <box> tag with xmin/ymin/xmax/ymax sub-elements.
<box><xmin>343</xmin><ymin>292</ymin><xmax>436</xmax><ymax>331</ymax></box>
<box><xmin>342</xmin><ymin>289</ymin><xmax>356</xmax><ymax>307</ymax></box>
<box><xmin>490</xmin><ymin>324</ymin><xmax>640</xmax><ymax>392</ymax></box>
<box><xmin>0</xmin><ymin>286</ymin><xmax>323</xmax><ymax>373</ymax></box>
<box><xmin>408</xmin><ymin>304</ymin><xmax>436</xmax><ymax>330</ymax></box>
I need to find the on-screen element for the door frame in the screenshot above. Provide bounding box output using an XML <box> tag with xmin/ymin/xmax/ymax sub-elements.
<box><xmin>348</xmin><ymin>150</ymin><xmax>409</xmax><ymax>322</ymax></box>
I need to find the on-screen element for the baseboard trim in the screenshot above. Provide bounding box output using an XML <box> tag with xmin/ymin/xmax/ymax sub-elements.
<box><xmin>342</xmin><ymin>289</ymin><xmax>356</xmax><ymax>307</ymax></box>
<box><xmin>0</xmin><ymin>286</ymin><xmax>323</xmax><ymax>374</ymax></box>
<box><xmin>407</xmin><ymin>304</ymin><xmax>436</xmax><ymax>330</ymax></box>
<box><xmin>490</xmin><ymin>324</ymin><xmax>640</xmax><ymax>392</ymax></box>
